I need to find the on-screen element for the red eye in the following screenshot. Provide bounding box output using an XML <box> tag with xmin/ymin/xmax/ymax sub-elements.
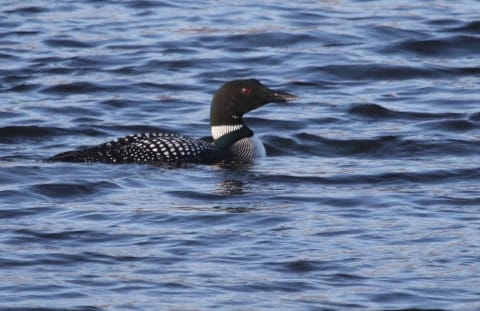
<box><xmin>241</xmin><ymin>87</ymin><xmax>251</xmax><ymax>96</ymax></box>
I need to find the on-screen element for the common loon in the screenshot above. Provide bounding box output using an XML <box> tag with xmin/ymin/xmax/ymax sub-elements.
<box><xmin>49</xmin><ymin>79</ymin><xmax>296</xmax><ymax>165</ymax></box>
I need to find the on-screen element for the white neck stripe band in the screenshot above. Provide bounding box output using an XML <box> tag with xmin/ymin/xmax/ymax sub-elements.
<box><xmin>211</xmin><ymin>124</ymin><xmax>244</xmax><ymax>140</ymax></box>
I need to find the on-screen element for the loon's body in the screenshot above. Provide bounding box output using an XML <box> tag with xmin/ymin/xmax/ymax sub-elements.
<box><xmin>49</xmin><ymin>79</ymin><xmax>296</xmax><ymax>164</ymax></box>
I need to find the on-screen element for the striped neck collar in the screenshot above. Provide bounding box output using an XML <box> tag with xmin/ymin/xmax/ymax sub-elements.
<box><xmin>211</xmin><ymin>124</ymin><xmax>244</xmax><ymax>140</ymax></box>
<box><xmin>211</xmin><ymin>124</ymin><xmax>253</xmax><ymax>149</ymax></box>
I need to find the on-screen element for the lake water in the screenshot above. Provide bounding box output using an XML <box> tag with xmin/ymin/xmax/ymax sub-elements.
<box><xmin>1</xmin><ymin>0</ymin><xmax>480</xmax><ymax>310</ymax></box>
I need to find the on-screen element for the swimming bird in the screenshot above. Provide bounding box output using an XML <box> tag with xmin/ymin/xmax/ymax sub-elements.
<box><xmin>49</xmin><ymin>79</ymin><xmax>296</xmax><ymax>165</ymax></box>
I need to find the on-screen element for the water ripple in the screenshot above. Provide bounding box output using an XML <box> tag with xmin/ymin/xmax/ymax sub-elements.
<box><xmin>383</xmin><ymin>35</ymin><xmax>480</xmax><ymax>57</ymax></box>
<box><xmin>2</xmin><ymin>1</ymin><xmax>480</xmax><ymax>310</ymax></box>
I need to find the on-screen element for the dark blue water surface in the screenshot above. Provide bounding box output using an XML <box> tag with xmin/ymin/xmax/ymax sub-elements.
<box><xmin>2</xmin><ymin>0</ymin><xmax>480</xmax><ymax>310</ymax></box>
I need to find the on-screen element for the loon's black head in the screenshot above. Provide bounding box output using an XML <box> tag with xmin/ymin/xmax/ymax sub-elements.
<box><xmin>210</xmin><ymin>79</ymin><xmax>296</xmax><ymax>127</ymax></box>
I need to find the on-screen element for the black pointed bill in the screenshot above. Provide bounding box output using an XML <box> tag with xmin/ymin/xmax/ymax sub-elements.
<box><xmin>266</xmin><ymin>89</ymin><xmax>298</xmax><ymax>103</ymax></box>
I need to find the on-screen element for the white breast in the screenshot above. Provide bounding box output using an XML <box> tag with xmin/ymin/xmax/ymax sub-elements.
<box><xmin>229</xmin><ymin>134</ymin><xmax>266</xmax><ymax>160</ymax></box>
